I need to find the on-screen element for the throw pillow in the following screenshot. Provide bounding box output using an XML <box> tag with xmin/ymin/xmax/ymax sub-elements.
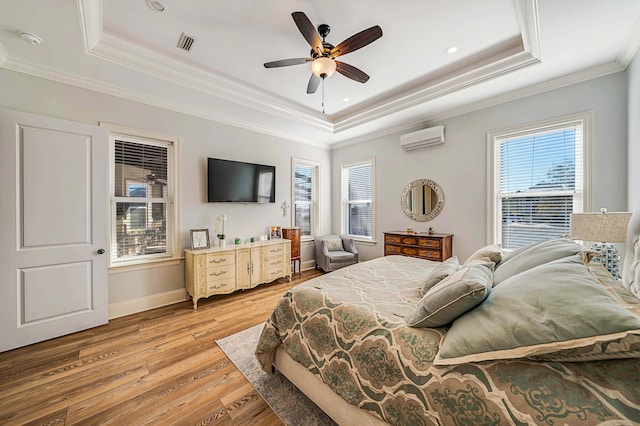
<box><xmin>325</xmin><ymin>239</ymin><xmax>344</xmax><ymax>252</ymax></box>
<box><xmin>493</xmin><ymin>237</ymin><xmax>590</xmax><ymax>286</ymax></box>
<box><xmin>409</xmin><ymin>262</ymin><xmax>493</xmax><ymax>328</ymax></box>
<box><xmin>434</xmin><ymin>254</ymin><xmax>640</xmax><ymax>366</ymax></box>
<box><xmin>463</xmin><ymin>244</ymin><xmax>502</xmax><ymax>267</ymax></box>
<box><xmin>420</xmin><ymin>256</ymin><xmax>459</xmax><ymax>296</ymax></box>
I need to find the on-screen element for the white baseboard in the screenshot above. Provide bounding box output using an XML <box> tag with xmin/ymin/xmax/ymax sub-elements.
<box><xmin>301</xmin><ymin>259</ymin><xmax>316</xmax><ymax>271</ymax></box>
<box><xmin>108</xmin><ymin>289</ymin><xmax>188</xmax><ymax>319</ymax></box>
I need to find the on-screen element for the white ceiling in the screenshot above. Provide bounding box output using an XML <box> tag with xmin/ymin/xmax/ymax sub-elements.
<box><xmin>1</xmin><ymin>0</ymin><xmax>639</xmax><ymax>148</ymax></box>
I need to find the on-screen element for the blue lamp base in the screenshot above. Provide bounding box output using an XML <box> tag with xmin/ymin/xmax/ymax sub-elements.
<box><xmin>591</xmin><ymin>242</ymin><xmax>621</xmax><ymax>278</ymax></box>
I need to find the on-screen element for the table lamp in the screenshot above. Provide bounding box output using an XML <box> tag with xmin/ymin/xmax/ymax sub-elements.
<box><xmin>570</xmin><ymin>209</ymin><xmax>631</xmax><ymax>277</ymax></box>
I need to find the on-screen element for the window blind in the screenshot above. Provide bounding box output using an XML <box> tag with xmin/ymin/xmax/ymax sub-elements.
<box><xmin>294</xmin><ymin>165</ymin><xmax>313</xmax><ymax>236</ymax></box>
<box><xmin>344</xmin><ymin>162</ymin><xmax>373</xmax><ymax>238</ymax></box>
<box><xmin>112</xmin><ymin>138</ymin><xmax>173</xmax><ymax>262</ymax></box>
<box><xmin>497</xmin><ymin>122</ymin><xmax>583</xmax><ymax>249</ymax></box>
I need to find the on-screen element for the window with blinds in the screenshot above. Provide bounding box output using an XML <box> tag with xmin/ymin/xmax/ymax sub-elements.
<box><xmin>111</xmin><ymin>135</ymin><xmax>175</xmax><ymax>265</ymax></box>
<box><xmin>492</xmin><ymin>118</ymin><xmax>586</xmax><ymax>250</ymax></box>
<box><xmin>342</xmin><ymin>160</ymin><xmax>374</xmax><ymax>240</ymax></box>
<box><xmin>293</xmin><ymin>160</ymin><xmax>317</xmax><ymax>237</ymax></box>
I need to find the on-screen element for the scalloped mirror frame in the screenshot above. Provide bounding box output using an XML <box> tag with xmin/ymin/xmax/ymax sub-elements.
<box><xmin>401</xmin><ymin>179</ymin><xmax>445</xmax><ymax>222</ymax></box>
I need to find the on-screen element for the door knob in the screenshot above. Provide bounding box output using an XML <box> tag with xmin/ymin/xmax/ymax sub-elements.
<box><xmin>97</xmin><ymin>249</ymin><xmax>105</xmax><ymax>255</ymax></box>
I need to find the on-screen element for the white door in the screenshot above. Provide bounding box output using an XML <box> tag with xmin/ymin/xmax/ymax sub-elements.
<box><xmin>0</xmin><ymin>109</ymin><xmax>109</xmax><ymax>352</ymax></box>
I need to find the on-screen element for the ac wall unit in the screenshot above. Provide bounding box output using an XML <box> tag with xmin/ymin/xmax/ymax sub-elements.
<box><xmin>400</xmin><ymin>125</ymin><xmax>445</xmax><ymax>151</ymax></box>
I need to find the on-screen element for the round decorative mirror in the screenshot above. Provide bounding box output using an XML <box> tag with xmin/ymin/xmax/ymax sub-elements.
<box><xmin>401</xmin><ymin>179</ymin><xmax>444</xmax><ymax>222</ymax></box>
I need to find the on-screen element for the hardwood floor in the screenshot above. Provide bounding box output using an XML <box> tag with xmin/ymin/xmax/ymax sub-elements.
<box><xmin>0</xmin><ymin>269</ymin><xmax>323</xmax><ymax>425</ymax></box>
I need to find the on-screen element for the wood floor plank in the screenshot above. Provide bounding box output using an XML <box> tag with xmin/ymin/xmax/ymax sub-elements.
<box><xmin>0</xmin><ymin>270</ymin><xmax>322</xmax><ymax>425</ymax></box>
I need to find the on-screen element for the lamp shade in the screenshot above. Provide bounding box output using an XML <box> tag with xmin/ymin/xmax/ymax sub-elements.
<box><xmin>311</xmin><ymin>57</ymin><xmax>336</xmax><ymax>78</ymax></box>
<box><xmin>569</xmin><ymin>212</ymin><xmax>632</xmax><ymax>243</ymax></box>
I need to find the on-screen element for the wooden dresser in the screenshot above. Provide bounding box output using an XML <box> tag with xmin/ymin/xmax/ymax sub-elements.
<box><xmin>384</xmin><ymin>231</ymin><xmax>453</xmax><ymax>262</ymax></box>
<box><xmin>184</xmin><ymin>239</ymin><xmax>291</xmax><ymax>309</ymax></box>
<box><xmin>282</xmin><ymin>227</ymin><xmax>301</xmax><ymax>275</ymax></box>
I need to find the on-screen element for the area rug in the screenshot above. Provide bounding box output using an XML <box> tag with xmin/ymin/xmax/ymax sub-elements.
<box><xmin>216</xmin><ymin>324</ymin><xmax>336</xmax><ymax>426</ymax></box>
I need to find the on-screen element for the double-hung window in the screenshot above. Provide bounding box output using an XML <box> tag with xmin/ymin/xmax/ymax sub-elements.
<box><xmin>292</xmin><ymin>158</ymin><xmax>319</xmax><ymax>239</ymax></box>
<box><xmin>342</xmin><ymin>159</ymin><xmax>375</xmax><ymax>241</ymax></box>
<box><xmin>104</xmin><ymin>123</ymin><xmax>180</xmax><ymax>267</ymax></box>
<box><xmin>488</xmin><ymin>113</ymin><xmax>591</xmax><ymax>250</ymax></box>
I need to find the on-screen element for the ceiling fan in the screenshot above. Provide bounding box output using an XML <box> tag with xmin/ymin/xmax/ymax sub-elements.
<box><xmin>264</xmin><ymin>12</ymin><xmax>383</xmax><ymax>94</ymax></box>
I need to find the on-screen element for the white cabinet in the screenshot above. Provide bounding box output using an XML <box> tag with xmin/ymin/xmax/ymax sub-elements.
<box><xmin>237</xmin><ymin>246</ymin><xmax>262</xmax><ymax>290</ymax></box>
<box><xmin>184</xmin><ymin>240</ymin><xmax>290</xmax><ymax>309</ymax></box>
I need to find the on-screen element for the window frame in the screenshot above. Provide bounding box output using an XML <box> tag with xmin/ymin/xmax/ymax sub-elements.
<box><xmin>101</xmin><ymin>122</ymin><xmax>181</xmax><ymax>269</ymax></box>
<box><xmin>291</xmin><ymin>158</ymin><xmax>319</xmax><ymax>241</ymax></box>
<box><xmin>486</xmin><ymin>112</ymin><xmax>592</xmax><ymax>247</ymax></box>
<box><xmin>341</xmin><ymin>158</ymin><xmax>376</xmax><ymax>243</ymax></box>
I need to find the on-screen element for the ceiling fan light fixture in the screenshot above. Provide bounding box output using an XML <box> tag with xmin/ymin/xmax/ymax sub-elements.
<box><xmin>311</xmin><ymin>57</ymin><xmax>336</xmax><ymax>78</ymax></box>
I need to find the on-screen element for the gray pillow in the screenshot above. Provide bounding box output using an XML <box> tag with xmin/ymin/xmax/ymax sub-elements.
<box><xmin>434</xmin><ymin>254</ymin><xmax>640</xmax><ymax>366</ymax></box>
<box><xmin>463</xmin><ymin>244</ymin><xmax>502</xmax><ymax>267</ymax></box>
<box><xmin>409</xmin><ymin>263</ymin><xmax>493</xmax><ymax>328</ymax></box>
<box><xmin>493</xmin><ymin>237</ymin><xmax>588</xmax><ymax>286</ymax></box>
<box><xmin>325</xmin><ymin>239</ymin><xmax>344</xmax><ymax>251</ymax></box>
<box><xmin>420</xmin><ymin>256</ymin><xmax>459</xmax><ymax>296</ymax></box>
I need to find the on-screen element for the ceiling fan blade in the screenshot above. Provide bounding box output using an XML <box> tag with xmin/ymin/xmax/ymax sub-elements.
<box><xmin>335</xmin><ymin>61</ymin><xmax>370</xmax><ymax>83</ymax></box>
<box><xmin>307</xmin><ymin>73</ymin><xmax>321</xmax><ymax>94</ymax></box>
<box><xmin>264</xmin><ymin>58</ymin><xmax>311</xmax><ymax>68</ymax></box>
<box><xmin>292</xmin><ymin>12</ymin><xmax>323</xmax><ymax>56</ymax></box>
<box><xmin>330</xmin><ymin>26</ymin><xmax>383</xmax><ymax>58</ymax></box>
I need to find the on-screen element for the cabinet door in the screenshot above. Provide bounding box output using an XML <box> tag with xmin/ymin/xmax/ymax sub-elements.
<box><xmin>236</xmin><ymin>249</ymin><xmax>251</xmax><ymax>290</ymax></box>
<box><xmin>250</xmin><ymin>247</ymin><xmax>262</xmax><ymax>287</ymax></box>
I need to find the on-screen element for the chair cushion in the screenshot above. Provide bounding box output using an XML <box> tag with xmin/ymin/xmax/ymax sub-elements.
<box><xmin>328</xmin><ymin>251</ymin><xmax>356</xmax><ymax>262</ymax></box>
<box><xmin>325</xmin><ymin>239</ymin><xmax>345</xmax><ymax>251</ymax></box>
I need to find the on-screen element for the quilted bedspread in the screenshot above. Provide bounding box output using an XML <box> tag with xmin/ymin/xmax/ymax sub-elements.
<box><xmin>255</xmin><ymin>255</ymin><xmax>640</xmax><ymax>426</ymax></box>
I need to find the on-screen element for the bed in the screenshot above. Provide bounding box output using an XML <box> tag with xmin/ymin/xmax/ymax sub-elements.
<box><xmin>255</xmin><ymin>218</ymin><xmax>640</xmax><ymax>425</ymax></box>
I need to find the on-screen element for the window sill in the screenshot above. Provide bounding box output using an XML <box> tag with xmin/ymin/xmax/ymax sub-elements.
<box><xmin>351</xmin><ymin>238</ymin><xmax>377</xmax><ymax>246</ymax></box>
<box><xmin>108</xmin><ymin>257</ymin><xmax>184</xmax><ymax>274</ymax></box>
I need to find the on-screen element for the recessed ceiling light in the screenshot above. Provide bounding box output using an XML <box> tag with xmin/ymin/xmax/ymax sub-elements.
<box><xmin>342</xmin><ymin>97</ymin><xmax>350</xmax><ymax>102</ymax></box>
<box><xmin>145</xmin><ymin>0</ymin><xmax>165</xmax><ymax>12</ymax></box>
<box><xmin>446</xmin><ymin>46</ymin><xmax>458</xmax><ymax>54</ymax></box>
<box><xmin>19</xmin><ymin>32</ymin><xmax>43</xmax><ymax>45</ymax></box>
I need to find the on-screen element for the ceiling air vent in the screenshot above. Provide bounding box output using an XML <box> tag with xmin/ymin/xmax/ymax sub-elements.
<box><xmin>177</xmin><ymin>33</ymin><xmax>196</xmax><ymax>52</ymax></box>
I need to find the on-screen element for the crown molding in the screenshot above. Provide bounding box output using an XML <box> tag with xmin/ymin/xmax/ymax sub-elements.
<box><xmin>616</xmin><ymin>4</ymin><xmax>640</xmax><ymax>67</ymax></box>
<box><xmin>0</xmin><ymin>56</ymin><xmax>331</xmax><ymax>148</ymax></box>
<box><xmin>331</xmin><ymin>60</ymin><xmax>624</xmax><ymax>150</ymax></box>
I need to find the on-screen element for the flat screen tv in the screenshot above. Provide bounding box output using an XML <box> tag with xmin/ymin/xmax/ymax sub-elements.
<box><xmin>207</xmin><ymin>158</ymin><xmax>276</xmax><ymax>203</ymax></box>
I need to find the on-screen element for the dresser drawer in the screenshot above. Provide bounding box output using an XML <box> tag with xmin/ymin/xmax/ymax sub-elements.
<box><xmin>264</xmin><ymin>265</ymin><xmax>284</xmax><ymax>281</ymax></box>
<box><xmin>205</xmin><ymin>279</ymin><xmax>235</xmax><ymax>296</ymax></box>
<box><xmin>264</xmin><ymin>256</ymin><xmax>285</xmax><ymax>268</ymax></box>
<box><xmin>418</xmin><ymin>238</ymin><xmax>440</xmax><ymax>248</ymax></box>
<box><xmin>264</xmin><ymin>245</ymin><xmax>285</xmax><ymax>258</ymax></box>
<box><xmin>418</xmin><ymin>249</ymin><xmax>441</xmax><ymax>260</ymax></box>
<box><xmin>198</xmin><ymin>265</ymin><xmax>235</xmax><ymax>283</ymax></box>
<box><xmin>206</xmin><ymin>252</ymin><xmax>234</xmax><ymax>267</ymax></box>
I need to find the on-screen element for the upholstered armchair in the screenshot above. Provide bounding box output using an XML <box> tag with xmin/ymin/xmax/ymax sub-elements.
<box><xmin>314</xmin><ymin>235</ymin><xmax>359</xmax><ymax>272</ymax></box>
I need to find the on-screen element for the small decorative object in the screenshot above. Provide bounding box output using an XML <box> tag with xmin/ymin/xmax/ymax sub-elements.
<box><xmin>190</xmin><ymin>229</ymin><xmax>210</xmax><ymax>250</ymax></box>
<box><xmin>428</xmin><ymin>227</ymin><xmax>434</xmax><ymax>235</ymax></box>
<box><xmin>250</xmin><ymin>237</ymin><xmax>255</xmax><ymax>243</ymax></box>
<box><xmin>234</xmin><ymin>237</ymin><xmax>241</xmax><ymax>245</ymax></box>
<box><xmin>407</xmin><ymin>228</ymin><xmax>414</xmax><ymax>234</ymax></box>
<box><xmin>281</xmin><ymin>201</ymin><xmax>289</xmax><ymax>217</ymax></box>
<box><xmin>270</xmin><ymin>226</ymin><xmax>282</xmax><ymax>239</ymax></box>
<box><xmin>214</xmin><ymin>213</ymin><xmax>227</xmax><ymax>243</ymax></box>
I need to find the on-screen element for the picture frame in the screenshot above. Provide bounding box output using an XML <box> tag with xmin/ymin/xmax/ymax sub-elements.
<box><xmin>269</xmin><ymin>226</ymin><xmax>282</xmax><ymax>240</ymax></box>
<box><xmin>190</xmin><ymin>229</ymin><xmax>210</xmax><ymax>250</ymax></box>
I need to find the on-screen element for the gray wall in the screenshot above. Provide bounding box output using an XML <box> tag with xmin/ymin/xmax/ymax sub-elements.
<box><xmin>332</xmin><ymin>72</ymin><xmax>629</xmax><ymax>262</ymax></box>
<box><xmin>629</xmin><ymin>51</ymin><xmax>640</xmax><ymax>211</ymax></box>
<box><xmin>0</xmin><ymin>66</ymin><xmax>632</xmax><ymax>310</ymax></box>
<box><xmin>0</xmin><ymin>68</ymin><xmax>332</xmax><ymax>305</ymax></box>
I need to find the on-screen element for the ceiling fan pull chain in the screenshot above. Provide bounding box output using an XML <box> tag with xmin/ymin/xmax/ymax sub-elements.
<box><xmin>322</xmin><ymin>78</ymin><xmax>325</xmax><ymax>114</ymax></box>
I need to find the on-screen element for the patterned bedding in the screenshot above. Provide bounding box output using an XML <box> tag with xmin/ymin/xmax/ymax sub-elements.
<box><xmin>255</xmin><ymin>255</ymin><xmax>640</xmax><ymax>426</ymax></box>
